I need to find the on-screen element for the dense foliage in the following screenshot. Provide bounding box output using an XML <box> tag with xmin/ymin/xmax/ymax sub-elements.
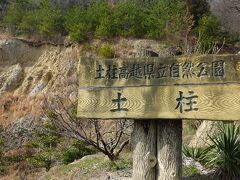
<box><xmin>1</xmin><ymin>0</ymin><xmax>189</xmax><ymax>41</ymax></box>
<box><xmin>62</xmin><ymin>140</ymin><xmax>96</xmax><ymax>164</ymax></box>
<box><xmin>0</xmin><ymin>0</ymin><xmax>237</xmax><ymax>49</ymax></box>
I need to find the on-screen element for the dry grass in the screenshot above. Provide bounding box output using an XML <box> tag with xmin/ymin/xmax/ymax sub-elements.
<box><xmin>0</xmin><ymin>31</ymin><xmax>11</xmax><ymax>40</ymax></box>
<box><xmin>0</xmin><ymin>92</ymin><xmax>45</xmax><ymax>126</ymax></box>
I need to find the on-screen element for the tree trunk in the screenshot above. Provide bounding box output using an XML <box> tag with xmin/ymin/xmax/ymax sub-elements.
<box><xmin>132</xmin><ymin>120</ymin><xmax>157</xmax><ymax>180</ymax></box>
<box><xmin>156</xmin><ymin>120</ymin><xmax>182</xmax><ymax>180</ymax></box>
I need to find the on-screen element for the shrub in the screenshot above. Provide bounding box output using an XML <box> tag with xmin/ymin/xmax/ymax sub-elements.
<box><xmin>62</xmin><ymin>140</ymin><xmax>96</xmax><ymax>164</ymax></box>
<box><xmin>194</xmin><ymin>14</ymin><xmax>222</xmax><ymax>52</ymax></box>
<box><xmin>98</xmin><ymin>43</ymin><xmax>114</xmax><ymax>58</ymax></box>
<box><xmin>203</xmin><ymin>122</ymin><xmax>240</xmax><ymax>179</ymax></box>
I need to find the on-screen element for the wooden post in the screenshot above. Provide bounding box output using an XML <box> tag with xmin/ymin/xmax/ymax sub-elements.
<box><xmin>132</xmin><ymin>120</ymin><xmax>157</xmax><ymax>180</ymax></box>
<box><xmin>157</xmin><ymin>120</ymin><xmax>182</xmax><ymax>180</ymax></box>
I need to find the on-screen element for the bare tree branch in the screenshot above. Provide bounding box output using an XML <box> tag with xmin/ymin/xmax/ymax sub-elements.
<box><xmin>43</xmin><ymin>96</ymin><xmax>132</xmax><ymax>161</ymax></box>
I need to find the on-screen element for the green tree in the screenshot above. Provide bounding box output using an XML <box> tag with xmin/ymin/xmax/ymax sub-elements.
<box><xmin>4</xmin><ymin>0</ymin><xmax>30</xmax><ymax>33</ymax></box>
<box><xmin>64</xmin><ymin>1</ymin><xmax>112</xmax><ymax>41</ymax></box>
<box><xmin>113</xmin><ymin>0</ymin><xmax>146</xmax><ymax>37</ymax></box>
<box><xmin>36</xmin><ymin>0</ymin><xmax>63</xmax><ymax>35</ymax></box>
<box><xmin>89</xmin><ymin>1</ymin><xmax>114</xmax><ymax>38</ymax></box>
<box><xmin>27</xmin><ymin>121</ymin><xmax>62</xmax><ymax>171</ymax></box>
<box><xmin>87</xmin><ymin>0</ymin><xmax>112</xmax><ymax>32</ymax></box>
<box><xmin>64</xmin><ymin>5</ymin><xmax>89</xmax><ymax>41</ymax></box>
<box><xmin>143</xmin><ymin>0</ymin><xmax>188</xmax><ymax>39</ymax></box>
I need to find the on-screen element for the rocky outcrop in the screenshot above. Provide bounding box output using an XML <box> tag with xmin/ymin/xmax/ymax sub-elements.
<box><xmin>0</xmin><ymin>64</ymin><xmax>24</xmax><ymax>93</ymax></box>
<box><xmin>3</xmin><ymin>116</ymin><xmax>37</xmax><ymax>149</ymax></box>
<box><xmin>188</xmin><ymin>121</ymin><xmax>219</xmax><ymax>148</ymax></box>
<box><xmin>209</xmin><ymin>0</ymin><xmax>240</xmax><ymax>34</ymax></box>
<box><xmin>133</xmin><ymin>40</ymin><xmax>182</xmax><ymax>58</ymax></box>
<box><xmin>0</xmin><ymin>39</ymin><xmax>42</xmax><ymax>66</ymax></box>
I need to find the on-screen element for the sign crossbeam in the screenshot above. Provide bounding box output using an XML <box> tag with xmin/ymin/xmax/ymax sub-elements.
<box><xmin>77</xmin><ymin>55</ymin><xmax>240</xmax><ymax>121</ymax></box>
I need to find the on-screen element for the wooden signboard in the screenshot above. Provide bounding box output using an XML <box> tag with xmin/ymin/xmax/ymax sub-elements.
<box><xmin>77</xmin><ymin>55</ymin><xmax>240</xmax><ymax>121</ymax></box>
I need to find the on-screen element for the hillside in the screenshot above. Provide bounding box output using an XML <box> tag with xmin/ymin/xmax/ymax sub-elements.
<box><xmin>0</xmin><ymin>37</ymin><xmax>194</xmax><ymax>179</ymax></box>
<box><xmin>0</xmin><ymin>0</ymin><xmax>240</xmax><ymax>179</ymax></box>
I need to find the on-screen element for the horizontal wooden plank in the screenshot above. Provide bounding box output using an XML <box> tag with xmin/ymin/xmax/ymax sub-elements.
<box><xmin>77</xmin><ymin>84</ymin><xmax>240</xmax><ymax>120</ymax></box>
<box><xmin>79</xmin><ymin>55</ymin><xmax>240</xmax><ymax>88</ymax></box>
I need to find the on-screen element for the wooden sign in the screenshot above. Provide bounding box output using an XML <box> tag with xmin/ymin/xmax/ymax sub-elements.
<box><xmin>77</xmin><ymin>55</ymin><xmax>240</xmax><ymax>120</ymax></box>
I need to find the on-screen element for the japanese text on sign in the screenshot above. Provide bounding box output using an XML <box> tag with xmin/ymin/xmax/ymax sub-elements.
<box><xmin>95</xmin><ymin>60</ymin><xmax>225</xmax><ymax>80</ymax></box>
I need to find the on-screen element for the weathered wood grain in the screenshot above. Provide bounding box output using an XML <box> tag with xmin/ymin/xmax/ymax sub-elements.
<box><xmin>157</xmin><ymin>120</ymin><xmax>182</xmax><ymax>180</ymax></box>
<box><xmin>79</xmin><ymin>55</ymin><xmax>240</xmax><ymax>88</ymax></box>
<box><xmin>132</xmin><ymin>120</ymin><xmax>157</xmax><ymax>180</ymax></box>
<box><xmin>77</xmin><ymin>84</ymin><xmax>240</xmax><ymax>120</ymax></box>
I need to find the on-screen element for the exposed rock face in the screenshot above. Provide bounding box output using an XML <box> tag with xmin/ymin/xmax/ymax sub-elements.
<box><xmin>133</xmin><ymin>40</ymin><xmax>182</xmax><ymax>58</ymax></box>
<box><xmin>188</xmin><ymin>121</ymin><xmax>219</xmax><ymax>148</ymax></box>
<box><xmin>0</xmin><ymin>64</ymin><xmax>24</xmax><ymax>93</ymax></box>
<box><xmin>3</xmin><ymin>116</ymin><xmax>37</xmax><ymax>149</ymax></box>
<box><xmin>209</xmin><ymin>0</ymin><xmax>240</xmax><ymax>34</ymax></box>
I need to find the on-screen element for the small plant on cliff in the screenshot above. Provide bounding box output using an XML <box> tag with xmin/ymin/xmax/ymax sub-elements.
<box><xmin>98</xmin><ymin>43</ymin><xmax>115</xmax><ymax>58</ymax></box>
<box><xmin>202</xmin><ymin>122</ymin><xmax>240</xmax><ymax>179</ymax></box>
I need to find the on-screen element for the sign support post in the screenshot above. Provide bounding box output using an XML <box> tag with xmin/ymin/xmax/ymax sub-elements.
<box><xmin>132</xmin><ymin>120</ymin><xmax>157</xmax><ymax>179</ymax></box>
<box><xmin>156</xmin><ymin>120</ymin><xmax>182</xmax><ymax>180</ymax></box>
<box><xmin>132</xmin><ymin>120</ymin><xmax>182</xmax><ymax>180</ymax></box>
